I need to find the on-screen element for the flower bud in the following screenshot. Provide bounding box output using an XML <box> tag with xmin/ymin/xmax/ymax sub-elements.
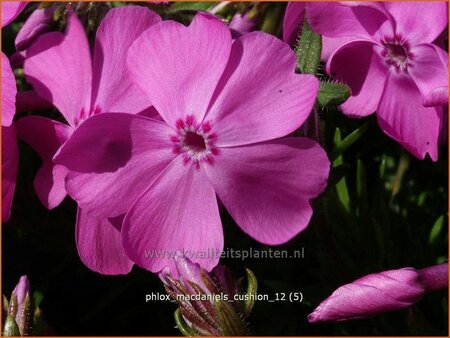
<box><xmin>160</xmin><ymin>256</ymin><xmax>257</xmax><ymax>336</ymax></box>
<box><xmin>308</xmin><ymin>263</ymin><xmax>448</xmax><ymax>323</ymax></box>
<box><xmin>9</xmin><ymin>276</ymin><xmax>34</xmax><ymax>336</ymax></box>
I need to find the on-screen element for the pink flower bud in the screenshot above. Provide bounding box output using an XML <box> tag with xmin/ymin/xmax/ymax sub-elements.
<box><xmin>9</xmin><ymin>275</ymin><xmax>33</xmax><ymax>336</ymax></box>
<box><xmin>12</xmin><ymin>276</ymin><xmax>29</xmax><ymax>308</ymax></box>
<box><xmin>308</xmin><ymin>263</ymin><xmax>448</xmax><ymax>323</ymax></box>
<box><xmin>160</xmin><ymin>256</ymin><xmax>256</xmax><ymax>336</ymax></box>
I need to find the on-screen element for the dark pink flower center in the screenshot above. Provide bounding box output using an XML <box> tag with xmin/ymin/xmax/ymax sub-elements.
<box><xmin>381</xmin><ymin>35</ymin><xmax>413</xmax><ymax>72</ymax></box>
<box><xmin>183</xmin><ymin>132</ymin><xmax>206</xmax><ymax>152</ymax></box>
<box><xmin>171</xmin><ymin>115</ymin><xmax>219</xmax><ymax>168</ymax></box>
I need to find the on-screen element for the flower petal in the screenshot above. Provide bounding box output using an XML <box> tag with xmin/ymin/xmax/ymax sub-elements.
<box><xmin>16</xmin><ymin>116</ymin><xmax>72</xmax><ymax>209</ymax></box>
<box><xmin>321</xmin><ymin>36</ymin><xmax>354</xmax><ymax>61</ymax></box>
<box><xmin>206</xmin><ymin>32</ymin><xmax>319</xmax><ymax>147</ymax></box>
<box><xmin>204</xmin><ymin>138</ymin><xmax>330</xmax><ymax>245</ymax></box>
<box><xmin>282</xmin><ymin>2</ymin><xmax>305</xmax><ymax>45</ymax></box>
<box><xmin>377</xmin><ymin>71</ymin><xmax>443</xmax><ymax>161</ymax></box>
<box><xmin>127</xmin><ymin>12</ymin><xmax>231</xmax><ymax>127</ymax></box>
<box><xmin>91</xmin><ymin>6</ymin><xmax>160</xmax><ymax>114</ymax></box>
<box><xmin>1</xmin><ymin>2</ymin><xmax>27</xmax><ymax>27</ymax></box>
<box><xmin>327</xmin><ymin>40</ymin><xmax>388</xmax><ymax>117</ymax></box>
<box><xmin>24</xmin><ymin>10</ymin><xmax>92</xmax><ymax>127</ymax></box>
<box><xmin>16</xmin><ymin>90</ymin><xmax>53</xmax><ymax>113</ymax></box>
<box><xmin>15</xmin><ymin>6</ymin><xmax>54</xmax><ymax>51</ymax></box>
<box><xmin>123</xmin><ymin>156</ymin><xmax>223</xmax><ymax>273</ymax></box>
<box><xmin>16</xmin><ymin>116</ymin><xmax>72</xmax><ymax>160</ymax></box>
<box><xmin>33</xmin><ymin>163</ymin><xmax>68</xmax><ymax>209</ymax></box>
<box><xmin>409</xmin><ymin>44</ymin><xmax>448</xmax><ymax>107</ymax></box>
<box><xmin>2</xmin><ymin>125</ymin><xmax>19</xmax><ymax>222</ymax></box>
<box><xmin>2</xmin><ymin>53</ymin><xmax>17</xmax><ymax>126</ymax></box>
<box><xmin>54</xmin><ymin>113</ymin><xmax>175</xmax><ymax>218</ymax></box>
<box><xmin>306</xmin><ymin>2</ymin><xmax>393</xmax><ymax>40</ymax></box>
<box><xmin>76</xmin><ymin>209</ymin><xmax>133</xmax><ymax>275</ymax></box>
<box><xmin>383</xmin><ymin>2</ymin><xmax>448</xmax><ymax>44</ymax></box>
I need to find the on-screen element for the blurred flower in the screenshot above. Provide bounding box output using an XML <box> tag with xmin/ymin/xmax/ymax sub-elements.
<box><xmin>55</xmin><ymin>12</ymin><xmax>329</xmax><ymax>273</ymax></box>
<box><xmin>307</xmin><ymin>2</ymin><xmax>448</xmax><ymax>161</ymax></box>
<box><xmin>308</xmin><ymin>263</ymin><xmax>448</xmax><ymax>323</ymax></box>
<box><xmin>160</xmin><ymin>256</ymin><xmax>255</xmax><ymax>336</ymax></box>
<box><xmin>229</xmin><ymin>11</ymin><xmax>257</xmax><ymax>38</ymax></box>
<box><xmin>1</xmin><ymin>1</ymin><xmax>28</xmax><ymax>222</ymax></box>
<box><xmin>16</xmin><ymin>6</ymin><xmax>161</xmax><ymax>274</ymax></box>
<box><xmin>2</xmin><ymin>126</ymin><xmax>19</xmax><ymax>222</ymax></box>
<box><xmin>282</xmin><ymin>2</ymin><xmax>305</xmax><ymax>45</ymax></box>
<box><xmin>229</xmin><ymin>4</ymin><xmax>262</xmax><ymax>38</ymax></box>
<box><xmin>15</xmin><ymin>5</ymin><xmax>55</xmax><ymax>52</ymax></box>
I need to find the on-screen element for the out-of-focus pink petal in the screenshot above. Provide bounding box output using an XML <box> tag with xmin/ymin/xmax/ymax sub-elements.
<box><xmin>54</xmin><ymin>113</ymin><xmax>175</xmax><ymax>218</ymax></box>
<box><xmin>308</xmin><ymin>267</ymin><xmax>425</xmax><ymax>323</ymax></box>
<box><xmin>16</xmin><ymin>116</ymin><xmax>72</xmax><ymax>208</ymax></box>
<box><xmin>127</xmin><ymin>13</ymin><xmax>231</xmax><ymax>127</ymax></box>
<box><xmin>15</xmin><ymin>6</ymin><xmax>54</xmax><ymax>51</ymax></box>
<box><xmin>2</xmin><ymin>53</ymin><xmax>16</xmax><ymax>126</ymax></box>
<box><xmin>204</xmin><ymin>138</ymin><xmax>329</xmax><ymax>245</ymax></box>
<box><xmin>9</xmin><ymin>51</ymin><xmax>25</xmax><ymax>68</ymax></box>
<box><xmin>306</xmin><ymin>2</ymin><xmax>393</xmax><ymax>40</ymax></box>
<box><xmin>1</xmin><ymin>2</ymin><xmax>27</xmax><ymax>27</ymax></box>
<box><xmin>409</xmin><ymin>44</ymin><xmax>448</xmax><ymax>107</ymax></box>
<box><xmin>76</xmin><ymin>209</ymin><xmax>133</xmax><ymax>275</ymax></box>
<box><xmin>229</xmin><ymin>12</ymin><xmax>257</xmax><ymax>38</ymax></box>
<box><xmin>16</xmin><ymin>90</ymin><xmax>53</xmax><ymax>113</ymax></box>
<box><xmin>418</xmin><ymin>263</ymin><xmax>448</xmax><ymax>293</ymax></box>
<box><xmin>383</xmin><ymin>2</ymin><xmax>448</xmax><ymax>44</ymax></box>
<box><xmin>91</xmin><ymin>6</ymin><xmax>160</xmax><ymax>114</ymax></box>
<box><xmin>2</xmin><ymin>125</ymin><xmax>19</xmax><ymax>222</ymax></box>
<box><xmin>206</xmin><ymin>32</ymin><xmax>318</xmax><ymax>147</ymax></box>
<box><xmin>282</xmin><ymin>2</ymin><xmax>305</xmax><ymax>45</ymax></box>
<box><xmin>123</xmin><ymin>156</ymin><xmax>223</xmax><ymax>273</ymax></box>
<box><xmin>327</xmin><ymin>40</ymin><xmax>388</xmax><ymax>117</ymax></box>
<box><xmin>24</xmin><ymin>11</ymin><xmax>92</xmax><ymax>127</ymax></box>
<box><xmin>377</xmin><ymin>71</ymin><xmax>442</xmax><ymax>161</ymax></box>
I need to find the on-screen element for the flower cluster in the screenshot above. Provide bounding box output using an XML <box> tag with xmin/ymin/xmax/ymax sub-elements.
<box><xmin>3</xmin><ymin>2</ymin><xmax>332</xmax><ymax>275</ymax></box>
<box><xmin>285</xmin><ymin>2</ymin><xmax>448</xmax><ymax>160</ymax></box>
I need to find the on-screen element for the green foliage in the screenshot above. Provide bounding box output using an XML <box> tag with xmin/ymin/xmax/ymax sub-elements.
<box><xmin>295</xmin><ymin>20</ymin><xmax>322</xmax><ymax>75</ymax></box>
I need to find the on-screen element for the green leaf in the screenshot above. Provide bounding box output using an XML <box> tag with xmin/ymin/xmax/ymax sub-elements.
<box><xmin>295</xmin><ymin>20</ymin><xmax>322</xmax><ymax>74</ymax></box>
<box><xmin>166</xmin><ymin>2</ymin><xmax>216</xmax><ymax>13</ymax></box>
<box><xmin>330</xmin><ymin>123</ymin><xmax>368</xmax><ymax>161</ymax></box>
<box><xmin>242</xmin><ymin>268</ymin><xmax>258</xmax><ymax>317</ymax></box>
<box><xmin>429</xmin><ymin>215</ymin><xmax>444</xmax><ymax>246</ymax></box>
<box><xmin>3</xmin><ymin>315</ymin><xmax>20</xmax><ymax>336</ymax></box>
<box><xmin>356</xmin><ymin>159</ymin><xmax>367</xmax><ymax>218</ymax></box>
<box><xmin>332</xmin><ymin>128</ymin><xmax>350</xmax><ymax>212</ymax></box>
<box><xmin>111</xmin><ymin>2</ymin><xmax>125</xmax><ymax>7</ymax></box>
<box><xmin>328</xmin><ymin>164</ymin><xmax>350</xmax><ymax>186</ymax></box>
<box><xmin>391</xmin><ymin>153</ymin><xmax>410</xmax><ymax>198</ymax></box>
<box><xmin>260</xmin><ymin>5</ymin><xmax>283</xmax><ymax>35</ymax></box>
<box><xmin>317</xmin><ymin>82</ymin><xmax>351</xmax><ymax>106</ymax></box>
<box><xmin>33</xmin><ymin>291</ymin><xmax>44</xmax><ymax>308</ymax></box>
<box><xmin>174</xmin><ymin>309</ymin><xmax>199</xmax><ymax>336</ymax></box>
